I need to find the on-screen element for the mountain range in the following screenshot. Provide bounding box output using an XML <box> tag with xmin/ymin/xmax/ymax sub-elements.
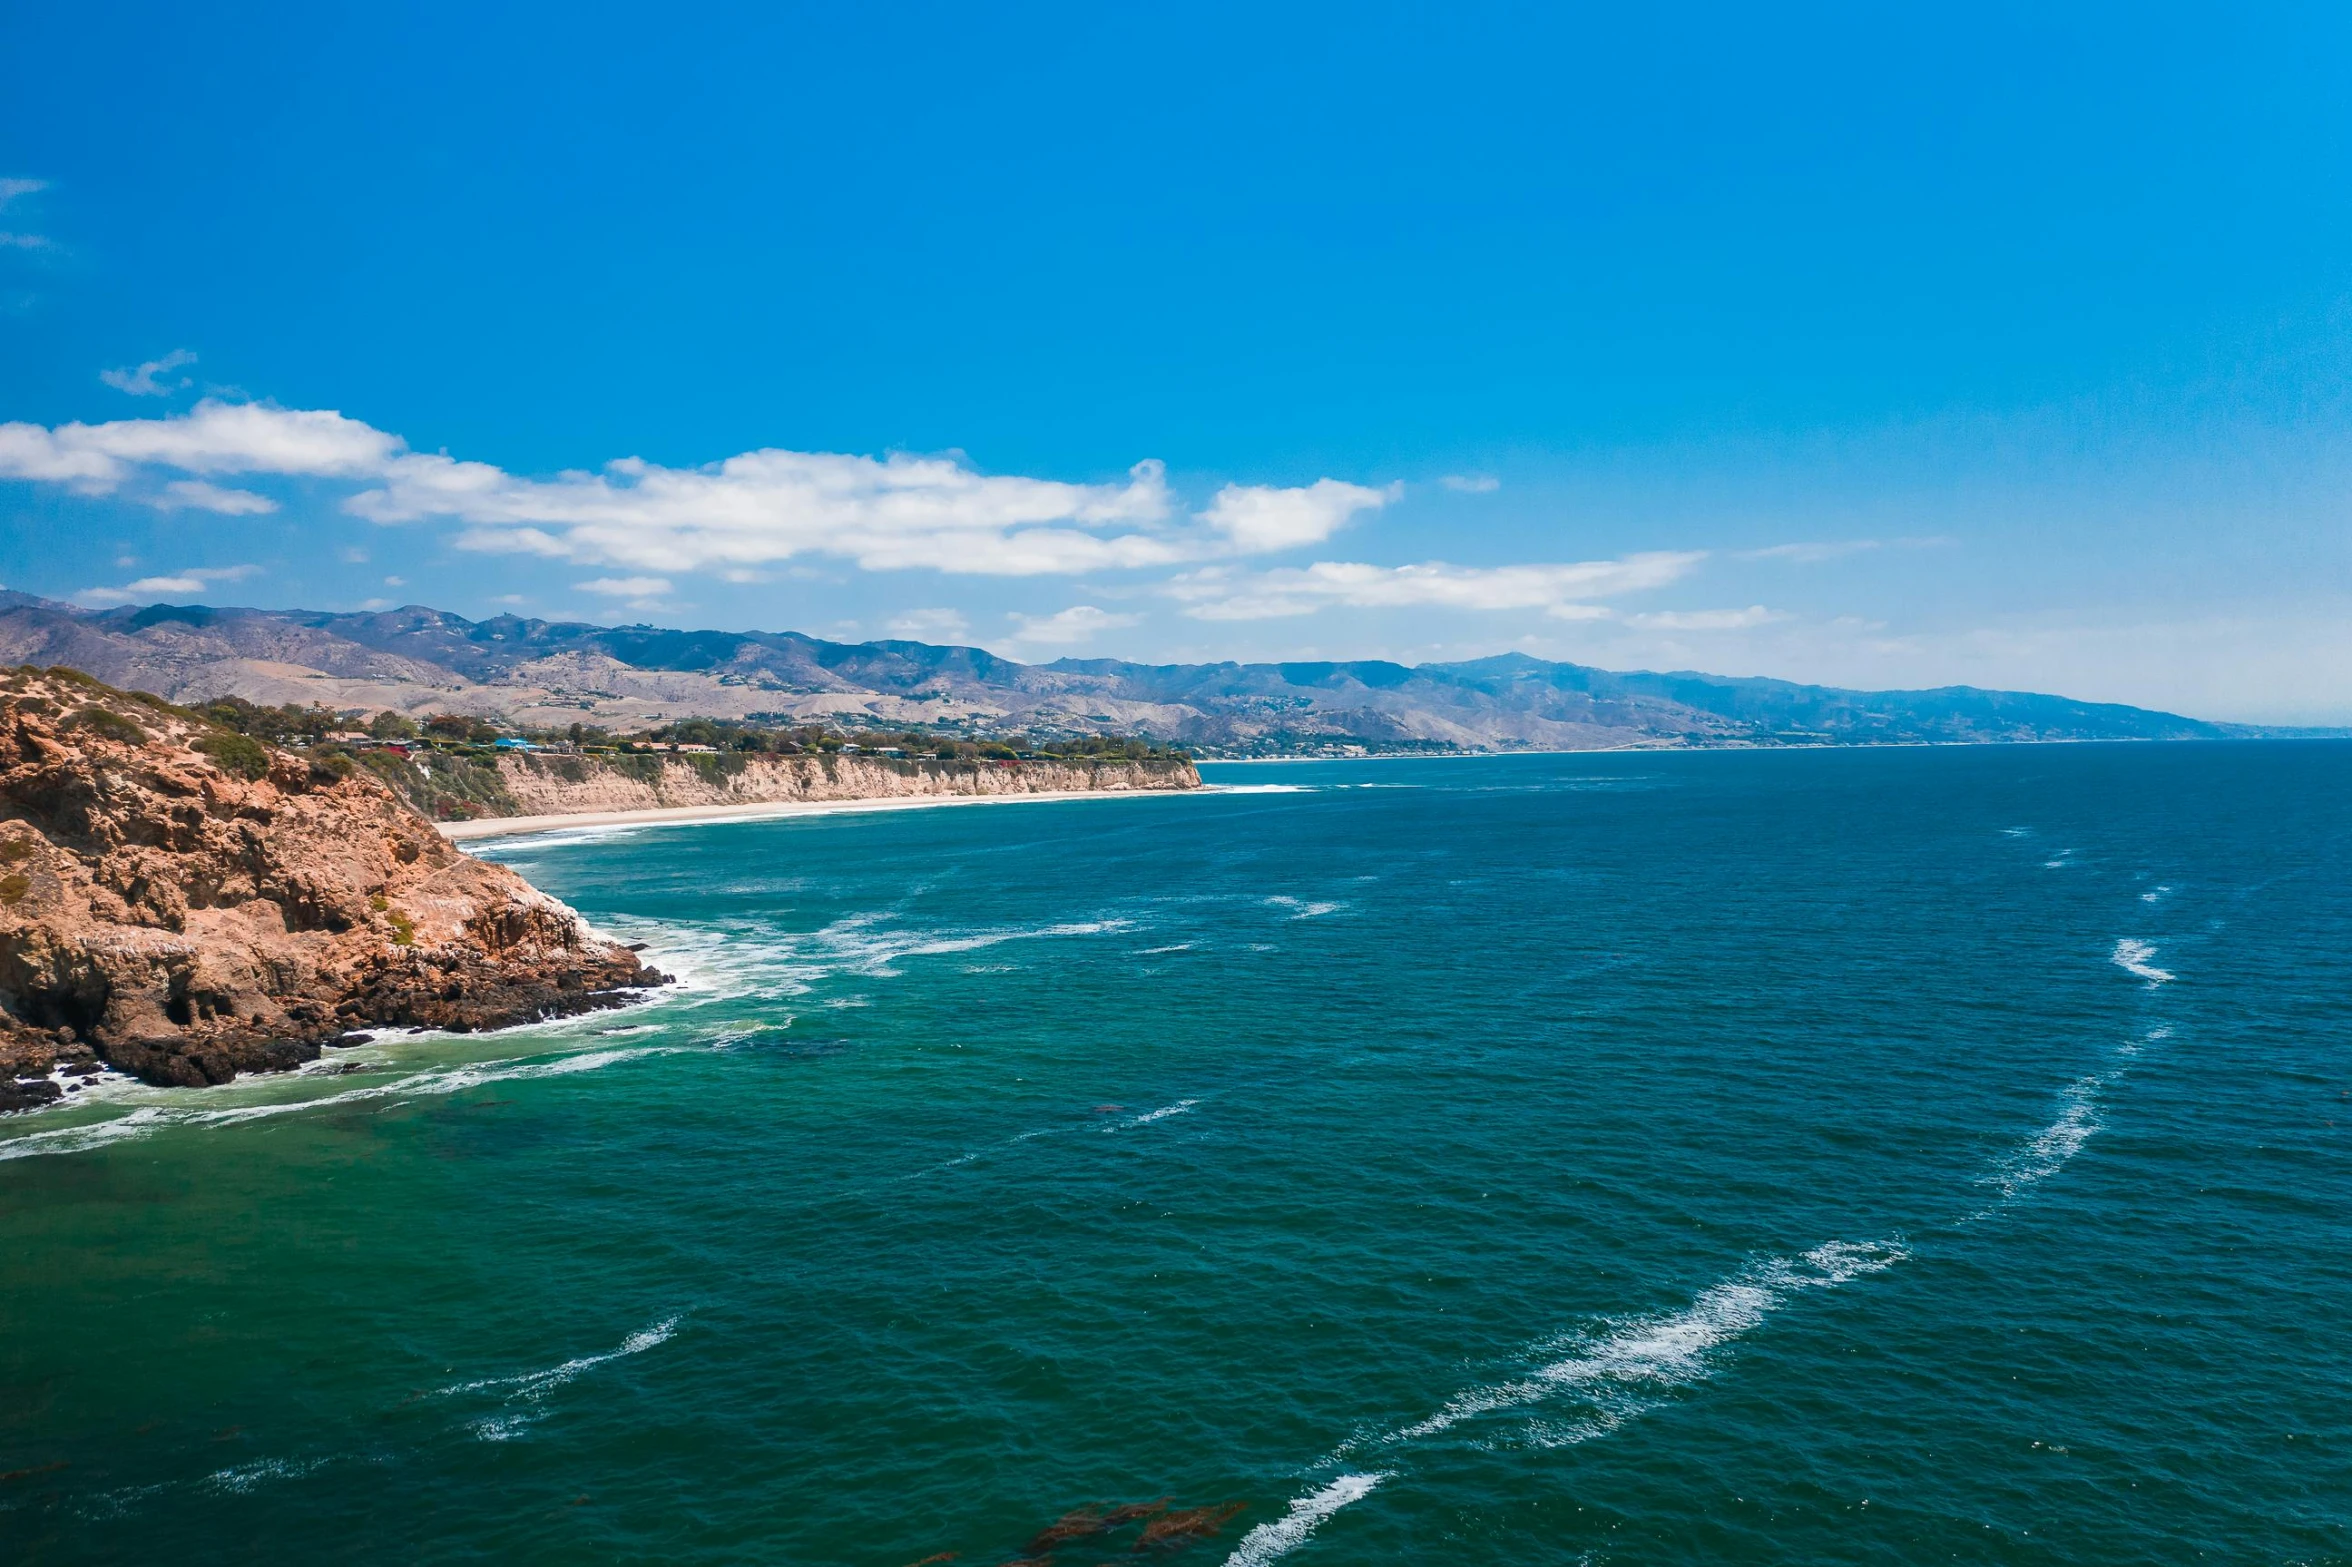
<box><xmin>0</xmin><ymin>591</ymin><xmax>2301</xmax><ymax>753</ymax></box>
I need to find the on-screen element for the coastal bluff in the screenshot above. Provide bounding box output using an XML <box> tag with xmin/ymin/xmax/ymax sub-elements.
<box><xmin>0</xmin><ymin>668</ymin><xmax>665</xmax><ymax>1109</ymax></box>
<box><xmin>438</xmin><ymin>747</ymin><xmax>1202</xmax><ymax>824</ymax></box>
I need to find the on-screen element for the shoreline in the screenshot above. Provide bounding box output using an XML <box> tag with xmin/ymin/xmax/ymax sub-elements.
<box><xmin>439</xmin><ymin>786</ymin><xmax>1203</xmax><ymax>843</ymax></box>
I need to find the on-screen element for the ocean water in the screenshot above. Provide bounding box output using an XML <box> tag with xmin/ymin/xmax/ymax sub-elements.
<box><xmin>2</xmin><ymin>745</ymin><xmax>2347</xmax><ymax>1565</ymax></box>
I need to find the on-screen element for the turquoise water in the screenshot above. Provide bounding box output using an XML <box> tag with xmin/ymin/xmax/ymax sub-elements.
<box><xmin>2</xmin><ymin>746</ymin><xmax>2347</xmax><ymax>1564</ymax></box>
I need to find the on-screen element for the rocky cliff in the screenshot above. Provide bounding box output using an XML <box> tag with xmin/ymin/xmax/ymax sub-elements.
<box><xmin>0</xmin><ymin>667</ymin><xmax>665</xmax><ymax>1109</ymax></box>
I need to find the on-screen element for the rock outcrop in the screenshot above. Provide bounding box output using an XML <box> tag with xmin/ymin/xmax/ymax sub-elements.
<box><xmin>0</xmin><ymin>667</ymin><xmax>665</xmax><ymax>1105</ymax></box>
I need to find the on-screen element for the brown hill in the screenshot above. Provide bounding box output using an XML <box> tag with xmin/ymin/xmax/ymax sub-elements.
<box><xmin>0</xmin><ymin>667</ymin><xmax>665</xmax><ymax>1109</ymax></box>
<box><xmin>0</xmin><ymin>593</ymin><xmax>2246</xmax><ymax>752</ymax></box>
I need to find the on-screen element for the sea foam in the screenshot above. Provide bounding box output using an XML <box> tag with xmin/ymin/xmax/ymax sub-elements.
<box><xmin>2111</xmin><ymin>938</ymin><xmax>2174</xmax><ymax>984</ymax></box>
<box><xmin>1378</xmin><ymin>1238</ymin><xmax>1907</xmax><ymax>1448</ymax></box>
<box><xmin>437</xmin><ymin>1314</ymin><xmax>683</xmax><ymax>1441</ymax></box>
<box><xmin>1222</xmin><ymin>1472</ymin><xmax>1388</xmax><ymax>1565</ymax></box>
<box><xmin>1245</xmin><ymin>1238</ymin><xmax>1905</xmax><ymax>1558</ymax></box>
<box><xmin>0</xmin><ymin>1046</ymin><xmax>675</xmax><ymax>1162</ymax></box>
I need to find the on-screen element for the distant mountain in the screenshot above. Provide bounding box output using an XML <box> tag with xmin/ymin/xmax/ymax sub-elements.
<box><xmin>0</xmin><ymin>591</ymin><xmax>2273</xmax><ymax>752</ymax></box>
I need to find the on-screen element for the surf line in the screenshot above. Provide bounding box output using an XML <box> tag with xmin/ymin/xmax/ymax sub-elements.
<box><xmin>1222</xmin><ymin>1236</ymin><xmax>1909</xmax><ymax>1564</ymax></box>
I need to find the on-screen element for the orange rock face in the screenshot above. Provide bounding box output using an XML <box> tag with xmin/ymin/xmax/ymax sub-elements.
<box><xmin>0</xmin><ymin>669</ymin><xmax>664</xmax><ymax>1106</ymax></box>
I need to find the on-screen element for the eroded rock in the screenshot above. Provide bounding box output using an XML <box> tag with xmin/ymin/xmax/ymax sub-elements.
<box><xmin>0</xmin><ymin>668</ymin><xmax>666</xmax><ymax>1100</ymax></box>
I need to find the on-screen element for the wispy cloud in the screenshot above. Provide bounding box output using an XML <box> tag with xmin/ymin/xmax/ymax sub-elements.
<box><xmin>76</xmin><ymin>563</ymin><xmax>259</xmax><ymax>605</ymax></box>
<box><xmin>1735</xmin><ymin>537</ymin><xmax>1952</xmax><ymax>563</ymax></box>
<box><xmin>101</xmin><ymin>349</ymin><xmax>199</xmax><ymax>397</ymax></box>
<box><xmin>0</xmin><ymin>399</ymin><xmax>1395</xmax><ymax>580</ymax></box>
<box><xmin>576</xmin><ymin>576</ymin><xmax>672</xmax><ymax>599</ymax></box>
<box><xmin>1165</xmin><ymin>552</ymin><xmax>1706</xmax><ymax>620</ymax></box>
<box><xmin>884</xmin><ymin>607</ymin><xmax>972</xmax><ymax>640</ymax></box>
<box><xmin>1624</xmin><ymin>605</ymin><xmax>1784</xmax><ymax>630</ymax></box>
<box><xmin>1439</xmin><ymin>473</ymin><xmax>1500</xmax><ymax>493</ymax></box>
<box><xmin>153</xmin><ymin>478</ymin><xmax>275</xmax><ymax>514</ymax></box>
<box><xmin>0</xmin><ymin>178</ymin><xmax>51</xmax><ymax>252</ymax></box>
<box><xmin>1005</xmin><ymin>604</ymin><xmax>1142</xmax><ymax>647</ymax></box>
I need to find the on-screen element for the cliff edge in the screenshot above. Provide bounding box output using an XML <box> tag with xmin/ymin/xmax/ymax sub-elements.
<box><xmin>0</xmin><ymin>667</ymin><xmax>665</xmax><ymax>1109</ymax></box>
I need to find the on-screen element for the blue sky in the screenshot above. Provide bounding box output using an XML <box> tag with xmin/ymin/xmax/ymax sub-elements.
<box><xmin>3</xmin><ymin>2</ymin><xmax>2349</xmax><ymax>720</ymax></box>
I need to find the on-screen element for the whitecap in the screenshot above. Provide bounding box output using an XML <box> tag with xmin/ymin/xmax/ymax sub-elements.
<box><xmin>1375</xmin><ymin>1239</ymin><xmax>1906</xmax><ymax>1448</ymax></box>
<box><xmin>1223</xmin><ymin>1472</ymin><xmax>1388</xmax><ymax>1565</ymax></box>
<box><xmin>0</xmin><ymin>1046</ymin><xmax>676</xmax><ymax>1163</ymax></box>
<box><xmin>1981</xmin><ymin>1074</ymin><xmax>2106</xmax><ymax>1202</ymax></box>
<box><xmin>2140</xmin><ymin>884</ymin><xmax>2174</xmax><ymax>904</ymax></box>
<box><xmin>436</xmin><ymin>1314</ymin><xmax>683</xmax><ymax>1441</ymax></box>
<box><xmin>1265</xmin><ymin>896</ymin><xmax>1343</xmax><ymax>920</ymax></box>
<box><xmin>1103</xmin><ymin>1099</ymin><xmax>1198</xmax><ymax>1132</ymax></box>
<box><xmin>204</xmin><ymin>1456</ymin><xmax>331</xmax><ymax>1494</ymax></box>
<box><xmin>2111</xmin><ymin>938</ymin><xmax>2174</xmax><ymax>984</ymax></box>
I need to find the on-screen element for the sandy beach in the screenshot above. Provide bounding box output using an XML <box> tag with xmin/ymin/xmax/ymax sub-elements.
<box><xmin>437</xmin><ymin>786</ymin><xmax>1205</xmax><ymax>843</ymax></box>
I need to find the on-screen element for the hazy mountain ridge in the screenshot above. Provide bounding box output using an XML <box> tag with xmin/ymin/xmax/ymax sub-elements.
<box><xmin>0</xmin><ymin>592</ymin><xmax>2289</xmax><ymax>751</ymax></box>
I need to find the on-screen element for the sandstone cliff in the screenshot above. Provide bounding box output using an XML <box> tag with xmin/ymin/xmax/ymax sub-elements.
<box><xmin>0</xmin><ymin>668</ymin><xmax>665</xmax><ymax>1109</ymax></box>
<box><xmin>475</xmin><ymin>749</ymin><xmax>1201</xmax><ymax>820</ymax></box>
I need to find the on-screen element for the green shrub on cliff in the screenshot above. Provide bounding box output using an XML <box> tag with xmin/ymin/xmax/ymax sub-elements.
<box><xmin>193</xmin><ymin>730</ymin><xmax>272</xmax><ymax>780</ymax></box>
<box><xmin>64</xmin><ymin>706</ymin><xmax>149</xmax><ymax>745</ymax></box>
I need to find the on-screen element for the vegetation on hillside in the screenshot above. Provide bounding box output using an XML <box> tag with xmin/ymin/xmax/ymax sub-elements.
<box><xmin>14</xmin><ymin>665</ymin><xmax>1192</xmax><ymax>822</ymax></box>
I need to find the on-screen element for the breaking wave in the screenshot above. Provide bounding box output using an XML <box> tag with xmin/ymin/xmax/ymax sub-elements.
<box><xmin>0</xmin><ymin>1046</ymin><xmax>675</xmax><ymax>1163</ymax></box>
<box><xmin>628</xmin><ymin>911</ymin><xmax>1133</xmax><ymax>1000</ymax></box>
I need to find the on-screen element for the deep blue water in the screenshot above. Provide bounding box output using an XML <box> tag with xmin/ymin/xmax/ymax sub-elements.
<box><xmin>2</xmin><ymin>744</ymin><xmax>2347</xmax><ymax>1564</ymax></box>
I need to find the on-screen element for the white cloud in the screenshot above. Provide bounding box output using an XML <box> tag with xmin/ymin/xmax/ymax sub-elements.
<box><xmin>1439</xmin><ymin>473</ymin><xmax>1500</xmax><ymax>493</ymax></box>
<box><xmin>884</xmin><ymin>607</ymin><xmax>972</xmax><ymax>640</ymax></box>
<box><xmin>75</xmin><ymin>563</ymin><xmax>259</xmax><ymax>605</ymax></box>
<box><xmin>0</xmin><ymin>400</ymin><xmax>398</xmax><ymax>496</ymax></box>
<box><xmin>1166</xmin><ymin>552</ymin><xmax>1706</xmax><ymax>620</ymax></box>
<box><xmin>154</xmin><ymin>479</ymin><xmax>276</xmax><ymax>514</ymax></box>
<box><xmin>409</xmin><ymin>451</ymin><xmax>1186</xmax><ymax>577</ymax></box>
<box><xmin>1623</xmin><ymin>605</ymin><xmax>1785</xmax><ymax>631</ymax></box>
<box><xmin>0</xmin><ymin>180</ymin><xmax>43</xmax><ymax>205</ymax></box>
<box><xmin>1004</xmin><ymin>604</ymin><xmax>1143</xmax><ymax>647</ymax></box>
<box><xmin>384</xmin><ymin>575</ymin><xmax>405</xmax><ymax>586</ymax></box>
<box><xmin>101</xmin><ymin>349</ymin><xmax>198</xmax><ymax>397</ymax></box>
<box><xmin>575</xmin><ymin>576</ymin><xmax>673</xmax><ymax>598</ymax></box>
<box><xmin>1196</xmin><ymin>478</ymin><xmax>1397</xmax><ymax>553</ymax></box>
<box><xmin>0</xmin><ymin>400</ymin><xmax>1388</xmax><ymax>579</ymax></box>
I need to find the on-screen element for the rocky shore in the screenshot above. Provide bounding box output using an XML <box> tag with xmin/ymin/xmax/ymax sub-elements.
<box><xmin>0</xmin><ymin>667</ymin><xmax>666</xmax><ymax>1109</ymax></box>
